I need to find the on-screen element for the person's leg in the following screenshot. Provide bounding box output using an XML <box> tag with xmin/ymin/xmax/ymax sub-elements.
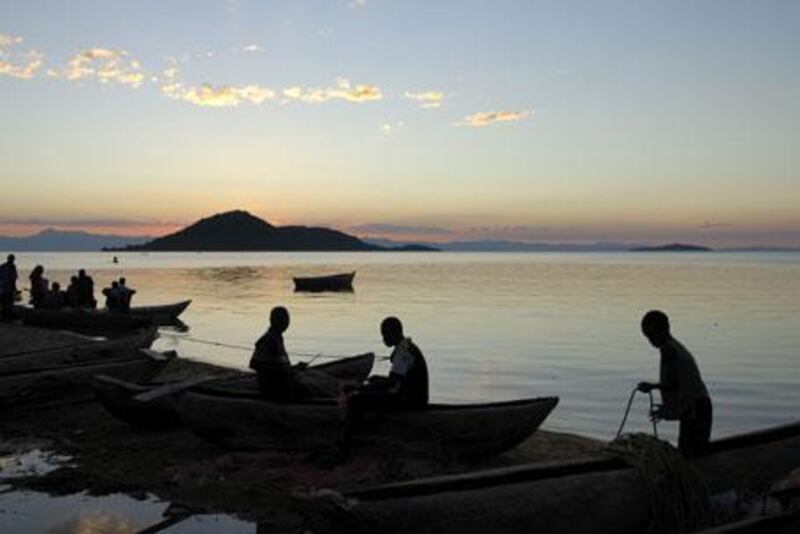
<box><xmin>693</xmin><ymin>397</ymin><xmax>712</xmax><ymax>457</ymax></box>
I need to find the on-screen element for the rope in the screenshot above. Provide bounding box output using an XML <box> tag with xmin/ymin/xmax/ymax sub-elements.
<box><xmin>616</xmin><ymin>387</ymin><xmax>660</xmax><ymax>439</ymax></box>
<box><xmin>608</xmin><ymin>434</ymin><xmax>712</xmax><ymax>533</ymax></box>
<box><xmin>157</xmin><ymin>332</ymin><xmax>380</xmax><ymax>360</ymax></box>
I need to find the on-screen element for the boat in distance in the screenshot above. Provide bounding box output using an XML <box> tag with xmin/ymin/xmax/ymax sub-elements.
<box><xmin>293</xmin><ymin>272</ymin><xmax>355</xmax><ymax>292</ymax></box>
<box><xmin>178</xmin><ymin>393</ymin><xmax>558</xmax><ymax>460</ymax></box>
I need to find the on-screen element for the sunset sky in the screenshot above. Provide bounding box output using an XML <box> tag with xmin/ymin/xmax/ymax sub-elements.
<box><xmin>1</xmin><ymin>1</ymin><xmax>798</xmax><ymax>246</ymax></box>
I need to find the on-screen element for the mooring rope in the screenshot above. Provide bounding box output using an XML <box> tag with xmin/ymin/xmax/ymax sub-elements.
<box><xmin>158</xmin><ymin>332</ymin><xmax>377</xmax><ymax>360</ymax></box>
<box><xmin>616</xmin><ymin>387</ymin><xmax>660</xmax><ymax>439</ymax></box>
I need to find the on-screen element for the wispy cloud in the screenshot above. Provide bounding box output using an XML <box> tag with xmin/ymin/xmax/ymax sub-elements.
<box><xmin>159</xmin><ymin>61</ymin><xmax>274</xmax><ymax>107</ymax></box>
<box><xmin>283</xmin><ymin>77</ymin><xmax>382</xmax><ymax>103</ymax></box>
<box><xmin>457</xmin><ymin>110</ymin><xmax>532</xmax><ymax>128</ymax></box>
<box><xmin>49</xmin><ymin>47</ymin><xmax>145</xmax><ymax>88</ymax></box>
<box><xmin>348</xmin><ymin>223</ymin><xmax>454</xmax><ymax>236</ymax></box>
<box><xmin>0</xmin><ymin>33</ymin><xmax>44</xmax><ymax>80</ymax></box>
<box><xmin>405</xmin><ymin>90</ymin><xmax>444</xmax><ymax>109</ymax></box>
<box><xmin>347</xmin><ymin>0</ymin><xmax>367</xmax><ymax>9</ymax></box>
<box><xmin>241</xmin><ymin>44</ymin><xmax>262</xmax><ymax>53</ymax></box>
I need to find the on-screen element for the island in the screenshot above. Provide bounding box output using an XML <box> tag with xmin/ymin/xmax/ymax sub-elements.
<box><xmin>630</xmin><ymin>243</ymin><xmax>713</xmax><ymax>252</ymax></box>
<box><xmin>104</xmin><ymin>210</ymin><xmax>439</xmax><ymax>252</ymax></box>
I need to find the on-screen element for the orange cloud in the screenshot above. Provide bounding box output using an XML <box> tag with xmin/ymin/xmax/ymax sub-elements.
<box><xmin>0</xmin><ymin>33</ymin><xmax>43</xmax><ymax>80</ymax></box>
<box><xmin>458</xmin><ymin>110</ymin><xmax>532</xmax><ymax>127</ymax></box>
<box><xmin>50</xmin><ymin>47</ymin><xmax>145</xmax><ymax>87</ymax></box>
<box><xmin>404</xmin><ymin>90</ymin><xmax>444</xmax><ymax>108</ymax></box>
<box><xmin>283</xmin><ymin>78</ymin><xmax>382</xmax><ymax>103</ymax></box>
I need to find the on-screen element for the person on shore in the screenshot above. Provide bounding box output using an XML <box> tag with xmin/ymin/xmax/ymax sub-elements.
<box><xmin>65</xmin><ymin>276</ymin><xmax>80</xmax><ymax>308</ymax></box>
<box><xmin>103</xmin><ymin>281</ymin><xmax>121</xmax><ymax>310</ymax></box>
<box><xmin>249</xmin><ymin>306</ymin><xmax>306</xmax><ymax>401</ymax></box>
<box><xmin>0</xmin><ymin>254</ymin><xmax>18</xmax><ymax>321</ymax></box>
<box><xmin>348</xmin><ymin>317</ymin><xmax>429</xmax><ymax>413</ymax></box>
<box><xmin>76</xmin><ymin>269</ymin><xmax>96</xmax><ymax>309</ymax></box>
<box><xmin>43</xmin><ymin>282</ymin><xmax>66</xmax><ymax>309</ymax></box>
<box><xmin>118</xmin><ymin>277</ymin><xmax>136</xmax><ymax>311</ymax></box>
<box><xmin>637</xmin><ymin>310</ymin><xmax>712</xmax><ymax>458</ymax></box>
<box><xmin>28</xmin><ymin>265</ymin><xmax>48</xmax><ymax>308</ymax></box>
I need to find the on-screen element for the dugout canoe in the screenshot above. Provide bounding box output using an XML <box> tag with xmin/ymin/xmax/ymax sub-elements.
<box><xmin>0</xmin><ymin>327</ymin><xmax>157</xmax><ymax>375</ymax></box>
<box><xmin>0</xmin><ymin>348</ymin><xmax>172</xmax><ymax>408</ymax></box>
<box><xmin>12</xmin><ymin>300</ymin><xmax>191</xmax><ymax>329</ymax></box>
<box><xmin>93</xmin><ymin>353</ymin><xmax>375</xmax><ymax>430</ymax></box>
<box><xmin>178</xmin><ymin>394</ymin><xmax>558</xmax><ymax>459</ymax></box>
<box><xmin>320</xmin><ymin>421</ymin><xmax>800</xmax><ymax>534</ymax></box>
<box><xmin>293</xmin><ymin>272</ymin><xmax>355</xmax><ymax>292</ymax></box>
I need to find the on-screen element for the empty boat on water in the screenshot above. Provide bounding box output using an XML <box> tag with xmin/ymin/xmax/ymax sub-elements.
<box><xmin>293</xmin><ymin>272</ymin><xmax>355</xmax><ymax>292</ymax></box>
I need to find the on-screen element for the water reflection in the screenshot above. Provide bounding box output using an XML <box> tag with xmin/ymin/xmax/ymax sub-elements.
<box><xmin>0</xmin><ymin>490</ymin><xmax>255</xmax><ymax>534</ymax></box>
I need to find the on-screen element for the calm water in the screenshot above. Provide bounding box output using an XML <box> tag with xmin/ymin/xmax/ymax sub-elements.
<box><xmin>7</xmin><ymin>251</ymin><xmax>800</xmax><ymax>443</ymax></box>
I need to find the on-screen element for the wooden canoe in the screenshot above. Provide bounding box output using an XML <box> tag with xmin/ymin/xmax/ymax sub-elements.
<box><xmin>0</xmin><ymin>348</ymin><xmax>172</xmax><ymax>408</ymax></box>
<box><xmin>293</xmin><ymin>272</ymin><xmax>355</xmax><ymax>292</ymax></box>
<box><xmin>93</xmin><ymin>353</ymin><xmax>375</xmax><ymax>430</ymax></box>
<box><xmin>12</xmin><ymin>300</ymin><xmax>191</xmax><ymax>329</ymax></box>
<box><xmin>0</xmin><ymin>327</ymin><xmax>157</xmax><ymax>375</ymax></box>
<box><xmin>323</xmin><ymin>421</ymin><xmax>800</xmax><ymax>534</ymax></box>
<box><xmin>13</xmin><ymin>305</ymin><xmax>152</xmax><ymax>329</ymax></box>
<box><xmin>178</xmin><ymin>394</ymin><xmax>558</xmax><ymax>459</ymax></box>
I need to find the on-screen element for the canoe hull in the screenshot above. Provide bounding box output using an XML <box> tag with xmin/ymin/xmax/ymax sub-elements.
<box><xmin>331</xmin><ymin>422</ymin><xmax>800</xmax><ymax>534</ymax></box>
<box><xmin>13</xmin><ymin>300</ymin><xmax>191</xmax><ymax>329</ymax></box>
<box><xmin>94</xmin><ymin>353</ymin><xmax>375</xmax><ymax>430</ymax></box>
<box><xmin>293</xmin><ymin>272</ymin><xmax>355</xmax><ymax>292</ymax></box>
<box><xmin>0</xmin><ymin>327</ymin><xmax>157</xmax><ymax>375</ymax></box>
<box><xmin>178</xmin><ymin>394</ymin><xmax>558</xmax><ymax>459</ymax></box>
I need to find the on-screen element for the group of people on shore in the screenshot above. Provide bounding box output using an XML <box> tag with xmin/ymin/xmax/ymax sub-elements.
<box><xmin>249</xmin><ymin>306</ymin><xmax>711</xmax><ymax>457</ymax></box>
<box><xmin>0</xmin><ymin>254</ymin><xmax>136</xmax><ymax>317</ymax></box>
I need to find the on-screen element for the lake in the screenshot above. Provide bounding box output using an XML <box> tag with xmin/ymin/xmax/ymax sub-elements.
<box><xmin>7</xmin><ymin>251</ymin><xmax>800</xmax><ymax>443</ymax></box>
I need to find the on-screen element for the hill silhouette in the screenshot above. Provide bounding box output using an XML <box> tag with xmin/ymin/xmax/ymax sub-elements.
<box><xmin>109</xmin><ymin>210</ymin><xmax>381</xmax><ymax>252</ymax></box>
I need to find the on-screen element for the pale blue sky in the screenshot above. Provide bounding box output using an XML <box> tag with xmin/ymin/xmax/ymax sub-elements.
<box><xmin>1</xmin><ymin>1</ymin><xmax>798</xmax><ymax>245</ymax></box>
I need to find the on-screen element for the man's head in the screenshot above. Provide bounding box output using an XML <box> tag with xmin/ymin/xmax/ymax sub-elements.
<box><xmin>52</xmin><ymin>282</ymin><xmax>60</xmax><ymax>291</ymax></box>
<box><xmin>6</xmin><ymin>254</ymin><xmax>14</xmax><ymax>264</ymax></box>
<box><xmin>119</xmin><ymin>277</ymin><xmax>126</xmax><ymax>286</ymax></box>
<box><xmin>641</xmin><ymin>310</ymin><xmax>671</xmax><ymax>348</ymax></box>
<box><xmin>269</xmin><ymin>306</ymin><xmax>290</xmax><ymax>333</ymax></box>
<box><xmin>381</xmin><ymin>316</ymin><xmax>404</xmax><ymax>347</ymax></box>
<box><xmin>111</xmin><ymin>281</ymin><xmax>119</xmax><ymax>288</ymax></box>
<box><xmin>78</xmin><ymin>269</ymin><xmax>86</xmax><ymax>278</ymax></box>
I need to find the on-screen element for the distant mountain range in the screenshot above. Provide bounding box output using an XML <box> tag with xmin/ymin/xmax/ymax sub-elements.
<box><xmin>0</xmin><ymin>228</ymin><xmax>150</xmax><ymax>252</ymax></box>
<box><xmin>364</xmin><ymin>237</ymin><xmax>643</xmax><ymax>252</ymax></box>
<box><xmin>630</xmin><ymin>243</ymin><xmax>712</xmax><ymax>252</ymax></box>
<box><xmin>107</xmin><ymin>210</ymin><xmax>439</xmax><ymax>252</ymax></box>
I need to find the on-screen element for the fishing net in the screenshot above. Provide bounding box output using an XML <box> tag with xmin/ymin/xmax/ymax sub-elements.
<box><xmin>608</xmin><ymin>433</ymin><xmax>713</xmax><ymax>533</ymax></box>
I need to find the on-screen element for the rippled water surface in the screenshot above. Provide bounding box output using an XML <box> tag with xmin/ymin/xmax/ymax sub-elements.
<box><xmin>11</xmin><ymin>251</ymin><xmax>800</xmax><ymax>443</ymax></box>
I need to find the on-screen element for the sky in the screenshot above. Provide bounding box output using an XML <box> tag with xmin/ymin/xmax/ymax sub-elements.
<box><xmin>1</xmin><ymin>1</ymin><xmax>798</xmax><ymax>246</ymax></box>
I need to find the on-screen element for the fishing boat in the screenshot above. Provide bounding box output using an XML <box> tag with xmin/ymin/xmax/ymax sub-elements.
<box><xmin>178</xmin><ymin>394</ymin><xmax>558</xmax><ymax>459</ymax></box>
<box><xmin>12</xmin><ymin>299</ymin><xmax>191</xmax><ymax>329</ymax></box>
<box><xmin>0</xmin><ymin>348</ymin><xmax>172</xmax><ymax>408</ymax></box>
<box><xmin>92</xmin><ymin>353</ymin><xmax>376</xmax><ymax>430</ymax></box>
<box><xmin>293</xmin><ymin>272</ymin><xmax>355</xmax><ymax>292</ymax></box>
<box><xmin>0</xmin><ymin>326</ymin><xmax>157</xmax><ymax>375</ymax></box>
<box><xmin>322</xmin><ymin>421</ymin><xmax>800</xmax><ymax>534</ymax></box>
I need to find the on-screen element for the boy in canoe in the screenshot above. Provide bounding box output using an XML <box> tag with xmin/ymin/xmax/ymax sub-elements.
<box><xmin>249</xmin><ymin>306</ymin><xmax>308</xmax><ymax>401</ymax></box>
<box><xmin>637</xmin><ymin>310</ymin><xmax>712</xmax><ymax>458</ymax></box>
<box><xmin>348</xmin><ymin>316</ymin><xmax>429</xmax><ymax>412</ymax></box>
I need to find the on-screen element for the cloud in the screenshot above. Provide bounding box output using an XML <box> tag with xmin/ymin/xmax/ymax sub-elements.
<box><xmin>0</xmin><ymin>216</ymin><xmax>181</xmax><ymax>228</ymax></box>
<box><xmin>347</xmin><ymin>223</ymin><xmax>454</xmax><ymax>236</ymax></box>
<box><xmin>283</xmin><ymin>78</ymin><xmax>382</xmax><ymax>103</ymax></box>
<box><xmin>159</xmin><ymin>62</ymin><xmax>274</xmax><ymax>107</ymax></box>
<box><xmin>348</xmin><ymin>0</ymin><xmax>367</xmax><ymax>9</ymax></box>
<box><xmin>405</xmin><ymin>90</ymin><xmax>444</xmax><ymax>109</ymax></box>
<box><xmin>457</xmin><ymin>110</ymin><xmax>532</xmax><ymax>127</ymax></box>
<box><xmin>0</xmin><ymin>33</ymin><xmax>44</xmax><ymax>80</ymax></box>
<box><xmin>50</xmin><ymin>47</ymin><xmax>145</xmax><ymax>88</ymax></box>
<box><xmin>165</xmin><ymin>82</ymin><xmax>275</xmax><ymax>107</ymax></box>
<box><xmin>242</xmin><ymin>44</ymin><xmax>262</xmax><ymax>53</ymax></box>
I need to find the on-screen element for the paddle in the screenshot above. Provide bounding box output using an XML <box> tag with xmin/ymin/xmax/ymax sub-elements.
<box><xmin>133</xmin><ymin>375</ymin><xmax>221</xmax><ymax>402</ymax></box>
